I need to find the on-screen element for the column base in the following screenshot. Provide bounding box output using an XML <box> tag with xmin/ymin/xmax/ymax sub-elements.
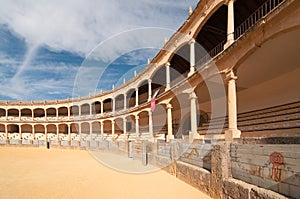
<box><xmin>189</xmin><ymin>131</ymin><xmax>203</xmax><ymax>143</ymax></box>
<box><xmin>225</xmin><ymin>129</ymin><xmax>241</xmax><ymax>141</ymax></box>
<box><xmin>224</xmin><ymin>39</ymin><xmax>234</xmax><ymax>49</ymax></box>
<box><xmin>166</xmin><ymin>134</ymin><xmax>174</xmax><ymax>142</ymax></box>
<box><xmin>188</xmin><ymin>68</ymin><xmax>195</xmax><ymax>77</ymax></box>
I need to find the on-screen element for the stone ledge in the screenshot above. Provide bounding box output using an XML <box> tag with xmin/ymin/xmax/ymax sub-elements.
<box><xmin>176</xmin><ymin>161</ymin><xmax>211</xmax><ymax>196</ymax></box>
<box><xmin>223</xmin><ymin>178</ymin><xmax>289</xmax><ymax>199</ymax></box>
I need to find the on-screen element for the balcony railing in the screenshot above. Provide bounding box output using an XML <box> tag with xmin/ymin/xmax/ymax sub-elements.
<box><xmin>235</xmin><ymin>0</ymin><xmax>284</xmax><ymax>39</ymax></box>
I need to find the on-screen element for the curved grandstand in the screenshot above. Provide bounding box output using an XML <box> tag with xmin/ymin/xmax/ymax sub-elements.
<box><xmin>0</xmin><ymin>0</ymin><xmax>299</xmax><ymax>198</ymax></box>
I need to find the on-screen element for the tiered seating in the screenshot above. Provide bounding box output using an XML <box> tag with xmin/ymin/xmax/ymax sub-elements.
<box><xmin>70</xmin><ymin>133</ymin><xmax>80</xmax><ymax>141</ymax></box>
<box><xmin>47</xmin><ymin>133</ymin><xmax>57</xmax><ymax>141</ymax></box>
<box><xmin>22</xmin><ymin>133</ymin><xmax>33</xmax><ymax>140</ymax></box>
<box><xmin>35</xmin><ymin>133</ymin><xmax>45</xmax><ymax>140</ymax></box>
<box><xmin>59</xmin><ymin>133</ymin><xmax>69</xmax><ymax>141</ymax></box>
<box><xmin>0</xmin><ymin>132</ymin><xmax>6</xmax><ymax>140</ymax></box>
<box><xmin>116</xmin><ymin>134</ymin><xmax>127</xmax><ymax>141</ymax></box>
<box><xmin>8</xmin><ymin>133</ymin><xmax>20</xmax><ymax>140</ymax></box>
<box><xmin>140</xmin><ymin>132</ymin><xmax>152</xmax><ymax>140</ymax></box>
<box><xmin>197</xmin><ymin>101</ymin><xmax>300</xmax><ymax>138</ymax></box>
<box><xmin>128</xmin><ymin>133</ymin><xmax>137</xmax><ymax>141</ymax></box>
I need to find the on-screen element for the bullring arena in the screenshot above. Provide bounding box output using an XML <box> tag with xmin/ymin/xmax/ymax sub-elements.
<box><xmin>0</xmin><ymin>0</ymin><xmax>300</xmax><ymax>198</ymax></box>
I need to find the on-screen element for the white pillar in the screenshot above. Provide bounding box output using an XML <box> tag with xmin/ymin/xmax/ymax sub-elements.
<box><xmin>68</xmin><ymin>107</ymin><xmax>70</xmax><ymax>119</ymax></box>
<box><xmin>149</xmin><ymin>111</ymin><xmax>153</xmax><ymax>139</ymax></box>
<box><xmin>78</xmin><ymin>105</ymin><xmax>81</xmax><ymax>116</ymax></box>
<box><xmin>56</xmin><ymin>108</ymin><xmax>59</xmax><ymax>119</ymax></box>
<box><xmin>123</xmin><ymin>94</ymin><xmax>127</xmax><ymax>110</ymax></box>
<box><xmin>188</xmin><ymin>39</ymin><xmax>196</xmax><ymax>77</ymax></box>
<box><xmin>68</xmin><ymin>124</ymin><xmax>71</xmax><ymax>142</ymax></box>
<box><xmin>225</xmin><ymin>70</ymin><xmax>241</xmax><ymax>141</ymax></box>
<box><xmin>78</xmin><ymin>123</ymin><xmax>82</xmax><ymax>141</ymax></box>
<box><xmin>5</xmin><ymin>108</ymin><xmax>8</xmax><ymax>120</ymax></box>
<box><xmin>112</xmin><ymin>98</ymin><xmax>116</xmax><ymax>112</ymax></box>
<box><xmin>5</xmin><ymin>124</ymin><xmax>8</xmax><ymax>140</ymax></box>
<box><xmin>32</xmin><ymin>125</ymin><xmax>34</xmax><ymax>140</ymax></box>
<box><xmin>100</xmin><ymin>121</ymin><xmax>104</xmax><ymax>139</ymax></box>
<box><xmin>19</xmin><ymin>109</ymin><xmax>21</xmax><ymax>120</ymax></box>
<box><xmin>123</xmin><ymin>118</ymin><xmax>127</xmax><ymax>140</ymax></box>
<box><xmin>135</xmin><ymin>115</ymin><xmax>139</xmax><ymax>138</ymax></box>
<box><xmin>189</xmin><ymin>92</ymin><xmax>200</xmax><ymax>143</ymax></box>
<box><xmin>165</xmin><ymin>62</ymin><xmax>171</xmax><ymax>91</ymax></box>
<box><xmin>56</xmin><ymin>125</ymin><xmax>59</xmax><ymax>141</ymax></box>
<box><xmin>90</xmin><ymin>104</ymin><xmax>93</xmax><ymax>115</ymax></box>
<box><xmin>135</xmin><ymin>88</ymin><xmax>139</xmax><ymax>107</ymax></box>
<box><xmin>225</xmin><ymin>0</ymin><xmax>235</xmax><ymax>48</ymax></box>
<box><xmin>44</xmin><ymin>125</ymin><xmax>47</xmax><ymax>141</ymax></box>
<box><xmin>100</xmin><ymin>101</ymin><xmax>104</xmax><ymax>114</ymax></box>
<box><xmin>32</xmin><ymin>109</ymin><xmax>34</xmax><ymax>119</ymax></box>
<box><xmin>148</xmin><ymin>79</ymin><xmax>152</xmax><ymax>102</ymax></box>
<box><xmin>111</xmin><ymin>120</ymin><xmax>115</xmax><ymax>136</ymax></box>
<box><xmin>19</xmin><ymin>125</ymin><xmax>22</xmax><ymax>141</ymax></box>
<box><xmin>45</xmin><ymin>109</ymin><xmax>47</xmax><ymax>120</ymax></box>
<box><xmin>89</xmin><ymin>123</ymin><xmax>93</xmax><ymax>140</ymax></box>
<box><xmin>166</xmin><ymin>103</ymin><xmax>174</xmax><ymax>142</ymax></box>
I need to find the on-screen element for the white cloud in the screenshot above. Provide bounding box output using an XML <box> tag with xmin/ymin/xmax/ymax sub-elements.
<box><xmin>0</xmin><ymin>0</ymin><xmax>198</xmax><ymax>56</ymax></box>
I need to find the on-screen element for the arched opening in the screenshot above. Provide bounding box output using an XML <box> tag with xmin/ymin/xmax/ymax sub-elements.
<box><xmin>46</xmin><ymin>108</ymin><xmax>56</xmax><ymax>117</ymax></box>
<box><xmin>103</xmin><ymin>98</ymin><xmax>112</xmax><ymax>113</ymax></box>
<box><xmin>137</xmin><ymin>80</ymin><xmax>149</xmax><ymax>105</ymax></box>
<box><xmin>58</xmin><ymin>124</ymin><xmax>68</xmax><ymax>141</ymax></box>
<box><xmin>81</xmin><ymin>103</ymin><xmax>90</xmax><ymax>115</ymax></box>
<box><xmin>21</xmin><ymin>124</ymin><xmax>33</xmax><ymax>140</ymax></box>
<box><xmin>81</xmin><ymin>122</ymin><xmax>90</xmax><ymax>135</ymax></box>
<box><xmin>70</xmin><ymin>105</ymin><xmax>79</xmax><ymax>116</ymax></box>
<box><xmin>151</xmin><ymin>67</ymin><xmax>166</xmax><ymax>97</ymax></box>
<box><xmin>169</xmin><ymin>93</ymin><xmax>190</xmax><ymax>138</ymax></box>
<box><xmin>7</xmin><ymin>109</ymin><xmax>19</xmax><ymax>117</ymax></box>
<box><xmin>34</xmin><ymin>108</ymin><xmax>45</xmax><ymax>118</ymax></box>
<box><xmin>169</xmin><ymin>44</ymin><xmax>190</xmax><ymax>87</ymax></box>
<box><xmin>0</xmin><ymin>124</ymin><xmax>5</xmax><ymax>132</ymax></box>
<box><xmin>92</xmin><ymin>121</ymin><xmax>100</xmax><ymax>135</ymax></box>
<box><xmin>125</xmin><ymin>115</ymin><xmax>135</xmax><ymax>134</ymax></box>
<box><xmin>115</xmin><ymin>94</ymin><xmax>125</xmax><ymax>111</ymax></box>
<box><xmin>103</xmin><ymin>120</ymin><xmax>112</xmax><ymax>134</ymax></box>
<box><xmin>91</xmin><ymin>101</ymin><xmax>101</xmax><ymax>114</ymax></box>
<box><xmin>152</xmin><ymin>103</ymin><xmax>167</xmax><ymax>137</ymax></box>
<box><xmin>21</xmin><ymin>108</ymin><xmax>32</xmax><ymax>117</ymax></box>
<box><xmin>0</xmin><ymin>108</ymin><xmax>6</xmax><ymax>117</ymax></box>
<box><xmin>58</xmin><ymin>107</ymin><xmax>68</xmax><ymax>117</ymax></box>
<box><xmin>34</xmin><ymin>124</ymin><xmax>45</xmax><ymax>140</ymax></box>
<box><xmin>126</xmin><ymin>89</ymin><xmax>136</xmax><ymax>109</ymax></box>
<box><xmin>47</xmin><ymin>124</ymin><xmax>57</xmax><ymax>141</ymax></box>
<box><xmin>195</xmin><ymin>5</ymin><xmax>227</xmax><ymax>65</ymax></box>
<box><xmin>115</xmin><ymin>118</ymin><xmax>124</xmax><ymax>135</ymax></box>
<box><xmin>138</xmin><ymin>111</ymin><xmax>149</xmax><ymax>133</ymax></box>
<box><xmin>7</xmin><ymin>124</ymin><xmax>19</xmax><ymax>140</ymax></box>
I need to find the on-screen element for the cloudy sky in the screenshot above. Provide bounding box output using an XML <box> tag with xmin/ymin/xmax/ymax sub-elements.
<box><xmin>0</xmin><ymin>0</ymin><xmax>199</xmax><ymax>100</ymax></box>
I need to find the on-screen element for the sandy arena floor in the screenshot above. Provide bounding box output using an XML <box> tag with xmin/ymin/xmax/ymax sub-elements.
<box><xmin>0</xmin><ymin>147</ymin><xmax>211</xmax><ymax>199</ymax></box>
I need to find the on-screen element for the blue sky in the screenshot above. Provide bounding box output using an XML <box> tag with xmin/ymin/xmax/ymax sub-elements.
<box><xmin>0</xmin><ymin>0</ymin><xmax>199</xmax><ymax>100</ymax></box>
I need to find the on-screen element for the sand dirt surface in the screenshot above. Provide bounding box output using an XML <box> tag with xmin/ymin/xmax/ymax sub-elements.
<box><xmin>0</xmin><ymin>147</ymin><xmax>211</xmax><ymax>199</ymax></box>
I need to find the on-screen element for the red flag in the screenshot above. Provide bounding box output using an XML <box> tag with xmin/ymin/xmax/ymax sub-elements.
<box><xmin>151</xmin><ymin>98</ymin><xmax>156</xmax><ymax>112</ymax></box>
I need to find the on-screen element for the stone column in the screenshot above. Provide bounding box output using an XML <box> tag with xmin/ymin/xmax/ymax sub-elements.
<box><xmin>5</xmin><ymin>124</ymin><xmax>8</xmax><ymax>140</ymax></box>
<box><xmin>78</xmin><ymin>105</ymin><xmax>81</xmax><ymax>117</ymax></box>
<box><xmin>56</xmin><ymin>108</ymin><xmax>59</xmax><ymax>120</ymax></box>
<box><xmin>123</xmin><ymin>117</ymin><xmax>127</xmax><ymax>140</ymax></box>
<box><xmin>32</xmin><ymin>125</ymin><xmax>34</xmax><ymax>141</ymax></box>
<box><xmin>135</xmin><ymin>115</ymin><xmax>139</xmax><ymax>138</ymax></box>
<box><xmin>135</xmin><ymin>88</ymin><xmax>139</xmax><ymax>107</ymax></box>
<box><xmin>188</xmin><ymin>39</ymin><xmax>196</xmax><ymax>77</ymax></box>
<box><xmin>19</xmin><ymin>109</ymin><xmax>21</xmax><ymax>120</ymax></box>
<box><xmin>56</xmin><ymin>125</ymin><xmax>59</xmax><ymax>141</ymax></box>
<box><xmin>44</xmin><ymin>125</ymin><xmax>47</xmax><ymax>141</ymax></box>
<box><xmin>68</xmin><ymin>107</ymin><xmax>70</xmax><ymax>119</ymax></box>
<box><xmin>32</xmin><ymin>109</ymin><xmax>34</xmax><ymax>119</ymax></box>
<box><xmin>224</xmin><ymin>0</ymin><xmax>235</xmax><ymax>48</ymax></box>
<box><xmin>78</xmin><ymin>123</ymin><xmax>82</xmax><ymax>141</ymax></box>
<box><xmin>165</xmin><ymin>62</ymin><xmax>171</xmax><ymax>91</ymax></box>
<box><xmin>111</xmin><ymin>120</ymin><xmax>115</xmax><ymax>136</ymax></box>
<box><xmin>225</xmin><ymin>70</ymin><xmax>241</xmax><ymax>141</ymax></box>
<box><xmin>148</xmin><ymin>111</ymin><xmax>154</xmax><ymax>139</ymax></box>
<box><xmin>19</xmin><ymin>125</ymin><xmax>22</xmax><ymax>141</ymax></box>
<box><xmin>100</xmin><ymin>101</ymin><xmax>104</xmax><ymax>114</ymax></box>
<box><xmin>148</xmin><ymin>79</ymin><xmax>152</xmax><ymax>102</ymax></box>
<box><xmin>112</xmin><ymin>98</ymin><xmax>116</xmax><ymax>113</ymax></box>
<box><xmin>90</xmin><ymin>104</ymin><xmax>93</xmax><ymax>115</ymax></box>
<box><xmin>166</xmin><ymin>103</ymin><xmax>174</xmax><ymax>142</ymax></box>
<box><xmin>5</xmin><ymin>108</ymin><xmax>8</xmax><ymax>120</ymax></box>
<box><xmin>45</xmin><ymin>109</ymin><xmax>47</xmax><ymax>120</ymax></box>
<box><xmin>100</xmin><ymin>121</ymin><xmax>104</xmax><ymax>139</ymax></box>
<box><xmin>189</xmin><ymin>92</ymin><xmax>200</xmax><ymax>143</ymax></box>
<box><xmin>89</xmin><ymin>122</ymin><xmax>93</xmax><ymax>140</ymax></box>
<box><xmin>68</xmin><ymin>124</ymin><xmax>71</xmax><ymax>142</ymax></box>
<box><xmin>123</xmin><ymin>94</ymin><xmax>127</xmax><ymax>110</ymax></box>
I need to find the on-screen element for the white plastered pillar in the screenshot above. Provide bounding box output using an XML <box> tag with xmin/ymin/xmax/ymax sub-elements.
<box><xmin>225</xmin><ymin>70</ymin><xmax>241</xmax><ymax>141</ymax></box>
<box><xmin>166</xmin><ymin>103</ymin><xmax>174</xmax><ymax>142</ymax></box>
<box><xmin>188</xmin><ymin>39</ymin><xmax>196</xmax><ymax>77</ymax></box>
<box><xmin>224</xmin><ymin>0</ymin><xmax>235</xmax><ymax>48</ymax></box>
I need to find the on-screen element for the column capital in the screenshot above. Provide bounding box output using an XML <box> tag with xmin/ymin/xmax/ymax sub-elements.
<box><xmin>135</xmin><ymin>87</ymin><xmax>139</xmax><ymax>91</ymax></box>
<box><xmin>226</xmin><ymin>70</ymin><xmax>238</xmax><ymax>81</ymax></box>
<box><xmin>166</xmin><ymin>103</ymin><xmax>173</xmax><ymax>109</ymax></box>
<box><xmin>225</xmin><ymin>0</ymin><xmax>236</xmax><ymax>5</ymax></box>
<box><xmin>135</xmin><ymin>115</ymin><xmax>139</xmax><ymax>120</ymax></box>
<box><xmin>189</xmin><ymin>92</ymin><xmax>197</xmax><ymax>99</ymax></box>
<box><xmin>165</xmin><ymin>62</ymin><xmax>171</xmax><ymax>67</ymax></box>
<box><xmin>111</xmin><ymin>120</ymin><xmax>115</xmax><ymax>124</ymax></box>
<box><xmin>188</xmin><ymin>38</ymin><xmax>196</xmax><ymax>45</ymax></box>
<box><xmin>148</xmin><ymin>79</ymin><xmax>152</xmax><ymax>83</ymax></box>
